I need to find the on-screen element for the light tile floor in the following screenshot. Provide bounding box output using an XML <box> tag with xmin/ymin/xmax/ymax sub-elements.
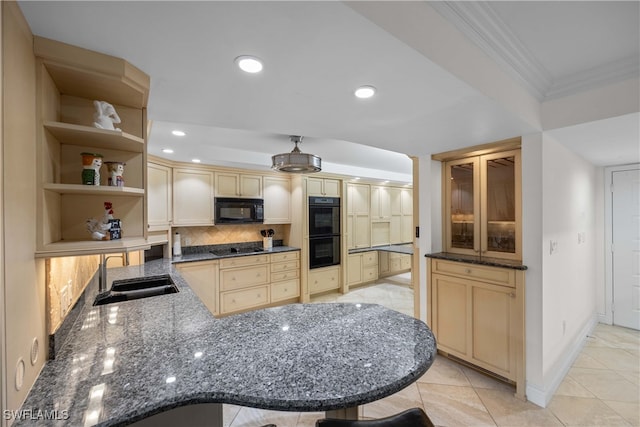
<box><xmin>225</xmin><ymin>275</ymin><xmax>640</xmax><ymax>427</ymax></box>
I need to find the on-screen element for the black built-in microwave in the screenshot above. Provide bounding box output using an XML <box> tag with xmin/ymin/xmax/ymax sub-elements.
<box><xmin>215</xmin><ymin>198</ymin><xmax>264</xmax><ymax>224</ymax></box>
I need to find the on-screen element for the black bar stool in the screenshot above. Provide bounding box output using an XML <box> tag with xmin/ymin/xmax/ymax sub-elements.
<box><xmin>315</xmin><ymin>408</ymin><xmax>435</xmax><ymax>427</ymax></box>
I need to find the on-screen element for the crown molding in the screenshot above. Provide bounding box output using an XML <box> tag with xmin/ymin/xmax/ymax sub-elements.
<box><xmin>429</xmin><ymin>1</ymin><xmax>640</xmax><ymax>102</ymax></box>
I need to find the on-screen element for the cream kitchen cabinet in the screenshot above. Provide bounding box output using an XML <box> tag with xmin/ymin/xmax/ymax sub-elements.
<box><xmin>371</xmin><ymin>186</ymin><xmax>391</xmax><ymax>221</ymax></box>
<box><xmin>309</xmin><ymin>265</ymin><xmax>341</xmax><ymax>295</ymax></box>
<box><xmin>147</xmin><ymin>161</ymin><xmax>172</xmax><ymax>230</ymax></box>
<box><xmin>307</xmin><ymin>177</ymin><xmax>341</xmax><ymax>197</ymax></box>
<box><xmin>263</xmin><ymin>176</ymin><xmax>291</xmax><ymax>224</ymax></box>
<box><xmin>172</xmin><ymin>168</ymin><xmax>214</xmax><ymax>226</ymax></box>
<box><xmin>270</xmin><ymin>251</ymin><xmax>300</xmax><ymax>302</ymax></box>
<box><xmin>428</xmin><ymin>257</ymin><xmax>526</xmax><ymax>399</ymax></box>
<box><xmin>215</xmin><ymin>172</ymin><xmax>262</xmax><ymax>198</ymax></box>
<box><xmin>34</xmin><ymin>36</ymin><xmax>150</xmax><ymax>257</ymax></box>
<box><xmin>347</xmin><ymin>251</ymin><xmax>378</xmax><ymax>287</ymax></box>
<box><xmin>346</xmin><ymin>183</ymin><xmax>371</xmax><ymax>249</ymax></box>
<box><xmin>219</xmin><ymin>255</ymin><xmax>270</xmax><ymax>314</ymax></box>
<box><xmin>217</xmin><ymin>251</ymin><xmax>301</xmax><ymax>316</ymax></box>
<box><xmin>176</xmin><ymin>260</ymin><xmax>219</xmax><ymax>315</ymax></box>
<box><xmin>441</xmin><ymin>145</ymin><xmax>522</xmax><ymax>260</ymax></box>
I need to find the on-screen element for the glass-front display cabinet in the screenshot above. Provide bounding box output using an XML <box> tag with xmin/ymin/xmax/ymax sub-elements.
<box><xmin>444</xmin><ymin>148</ymin><xmax>521</xmax><ymax>260</ymax></box>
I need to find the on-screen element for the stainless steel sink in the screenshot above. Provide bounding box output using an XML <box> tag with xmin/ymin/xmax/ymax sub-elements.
<box><xmin>93</xmin><ymin>275</ymin><xmax>179</xmax><ymax>306</ymax></box>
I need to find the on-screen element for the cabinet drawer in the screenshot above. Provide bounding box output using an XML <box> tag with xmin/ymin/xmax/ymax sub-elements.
<box><xmin>220</xmin><ymin>286</ymin><xmax>269</xmax><ymax>314</ymax></box>
<box><xmin>271</xmin><ymin>279</ymin><xmax>300</xmax><ymax>302</ymax></box>
<box><xmin>220</xmin><ymin>254</ymin><xmax>269</xmax><ymax>269</ymax></box>
<box><xmin>220</xmin><ymin>265</ymin><xmax>270</xmax><ymax>291</ymax></box>
<box><xmin>271</xmin><ymin>251</ymin><xmax>299</xmax><ymax>263</ymax></box>
<box><xmin>271</xmin><ymin>270</ymin><xmax>299</xmax><ymax>282</ymax></box>
<box><xmin>271</xmin><ymin>260</ymin><xmax>300</xmax><ymax>273</ymax></box>
<box><xmin>309</xmin><ymin>267</ymin><xmax>340</xmax><ymax>293</ymax></box>
<box><xmin>362</xmin><ymin>252</ymin><xmax>378</xmax><ymax>267</ymax></box>
<box><xmin>431</xmin><ymin>259</ymin><xmax>515</xmax><ymax>287</ymax></box>
<box><xmin>363</xmin><ymin>266</ymin><xmax>378</xmax><ymax>282</ymax></box>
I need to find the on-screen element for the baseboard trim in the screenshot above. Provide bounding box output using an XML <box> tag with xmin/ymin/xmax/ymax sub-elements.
<box><xmin>526</xmin><ymin>314</ymin><xmax>598</xmax><ymax>407</ymax></box>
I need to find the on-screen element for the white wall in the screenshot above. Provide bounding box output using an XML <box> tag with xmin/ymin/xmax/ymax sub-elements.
<box><xmin>539</xmin><ymin>134</ymin><xmax>601</xmax><ymax>404</ymax></box>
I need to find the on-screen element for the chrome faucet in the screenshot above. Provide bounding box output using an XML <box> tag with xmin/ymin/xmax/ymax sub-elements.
<box><xmin>99</xmin><ymin>252</ymin><xmax>130</xmax><ymax>293</ymax></box>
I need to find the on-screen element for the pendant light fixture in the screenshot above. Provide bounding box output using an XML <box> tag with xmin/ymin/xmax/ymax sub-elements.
<box><xmin>271</xmin><ymin>135</ymin><xmax>321</xmax><ymax>173</ymax></box>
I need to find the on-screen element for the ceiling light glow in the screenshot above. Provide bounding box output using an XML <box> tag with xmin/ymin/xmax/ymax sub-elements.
<box><xmin>192</xmin><ymin>159</ymin><xmax>201</xmax><ymax>163</ymax></box>
<box><xmin>162</xmin><ymin>148</ymin><xmax>174</xmax><ymax>154</ymax></box>
<box><xmin>171</xmin><ymin>130</ymin><xmax>186</xmax><ymax>137</ymax></box>
<box><xmin>236</xmin><ymin>55</ymin><xmax>263</xmax><ymax>73</ymax></box>
<box><xmin>354</xmin><ymin>85</ymin><xmax>376</xmax><ymax>99</ymax></box>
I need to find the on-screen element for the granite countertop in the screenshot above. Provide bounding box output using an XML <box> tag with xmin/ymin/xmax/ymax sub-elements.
<box><xmin>348</xmin><ymin>243</ymin><xmax>414</xmax><ymax>256</ymax></box>
<box><xmin>174</xmin><ymin>245</ymin><xmax>300</xmax><ymax>264</ymax></box>
<box><xmin>425</xmin><ymin>252</ymin><xmax>528</xmax><ymax>270</ymax></box>
<box><xmin>17</xmin><ymin>259</ymin><xmax>436</xmax><ymax>426</ymax></box>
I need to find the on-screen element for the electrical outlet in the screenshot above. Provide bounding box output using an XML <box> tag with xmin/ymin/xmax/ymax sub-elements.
<box><xmin>184</xmin><ymin>237</ymin><xmax>191</xmax><ymax>246</ymax></box>
<box><xmin>578</xmin><ymin>232</ymin><xmax>586</xmax><ymax>245</ymax></box>
<box><xmin>549</xmin><ymin>240</ymin><xmax>558</xmax><ymax>255</ymax></box>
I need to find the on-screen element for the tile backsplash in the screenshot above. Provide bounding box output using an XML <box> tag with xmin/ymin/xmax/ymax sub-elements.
<box><xmin>173</xmin><ymin>224</ymin><xmax>288</xmax><ymax>247</ymax></box>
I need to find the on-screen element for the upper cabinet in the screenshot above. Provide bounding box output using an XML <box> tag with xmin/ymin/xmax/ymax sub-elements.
<box><xmin>34</xmin><ymin>37</ymin><xmax>150</xmax><ymax>257</ymax></box>
<box><xmin>307</xmin><ymin>177</ymin><xmax>341</xmax><ymax>197</ymax></box>
<box><xmin>147</xmin><ymin>161</ymin><xmax>172</xmax><ymax>230</ymax></box>
<box><xmin>263</xmin><ymin>176</ymin><xmax>291</xmax><ymax>224</ymax></box>
<box><xmin>173</xmin><ymin>168</ymin><xmax>214</xmax><ymax>226</ymax></box>
<box><xmin>441</xmin><ymin>142</ymin><xmax>522</xmax><ymax>260</ymax></box>
<box><xmin>215</xmin><ymin>172</ymin><xmax>262</xmax><ymax>198</ymax></box>
<box><xmin>346</xmin><ymin>183</ymin><xmax>371</xmax><ymax>249</ymax></box>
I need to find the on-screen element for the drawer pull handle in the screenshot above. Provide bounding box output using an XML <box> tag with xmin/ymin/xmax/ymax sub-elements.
<box><xmin>465</xmin><ymin>269</ymin><xmax>472</xmax><ymax>274</ymax></box>
<box><xmin>510</xmin><ymin>292</ymin><xmax>516</xmax><ymax>298</ymax></box>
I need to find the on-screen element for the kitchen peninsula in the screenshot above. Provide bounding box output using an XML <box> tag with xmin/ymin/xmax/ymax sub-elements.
<box><xmin>15</xmin><ymin>259</ymin><xmax>436</xmax><ymax>426</ymax></box>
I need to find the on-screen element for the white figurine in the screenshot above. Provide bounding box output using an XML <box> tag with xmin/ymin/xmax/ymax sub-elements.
<box><xmin>92</xmin><ymin>100</ymin><xmax>121</xmax><ymax>131</ymax></box>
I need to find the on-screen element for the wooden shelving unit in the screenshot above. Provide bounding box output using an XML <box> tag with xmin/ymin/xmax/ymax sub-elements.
<box><xmin>34</xmin><ymin>36</ymin><xmax>150</xmax><ymax>257</ymax></box>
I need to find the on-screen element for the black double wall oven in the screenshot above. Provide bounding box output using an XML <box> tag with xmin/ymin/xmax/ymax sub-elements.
<box><xmin>308</xmin><ymin>196</ymin><xmax>341</xmax><ymax>269</ymax></box>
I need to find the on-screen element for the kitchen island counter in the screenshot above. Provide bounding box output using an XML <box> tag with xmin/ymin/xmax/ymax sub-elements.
<box><xmin>15</xmin><ymin>259</ymin><xmax>435</xmax><ymax>426</ymax></box>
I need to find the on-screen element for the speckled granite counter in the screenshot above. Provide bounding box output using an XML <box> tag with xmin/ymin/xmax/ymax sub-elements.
<box><xmin>348</xmin><ymin>243</ymin><xmax>413</xmax><ymax>255</ymax></box>
<box><xmin>174</xmin><ymin>245</ymin><xmax>300</xmax><ymax>264</ymax></box>
<box><xmin>425</xmin><ymin>252</ymin><xmax>527</xmax><ymax>270</ymax></box>
<box><xmin>16</xmin><ymin>259</ymin><xmax>436</xmax><ymax>426</ymax></box>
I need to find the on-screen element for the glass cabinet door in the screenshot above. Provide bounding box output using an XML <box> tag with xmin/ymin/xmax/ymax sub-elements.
<box><xmin>445</xmin><ymin>157</ymin><xmax>479</xmax><ymax>254</ymax></box>
<box><xmin>480</xmin><ymin>150</ymin><xmax>521</xmax><ymax>259</ymax></box>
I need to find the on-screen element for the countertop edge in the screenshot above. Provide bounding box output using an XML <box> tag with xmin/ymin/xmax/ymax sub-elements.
<box><xmin>425</xmin><ymin>252</ymin><xmax>528</xmax><ymax>270</ymax></box>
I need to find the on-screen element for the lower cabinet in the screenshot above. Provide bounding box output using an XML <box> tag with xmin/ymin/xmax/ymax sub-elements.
<box><xmin>347</xmin><ymin>251</ymin><xmax>378</xmax><ymax>287</ymax></box>
<box><xmin>379</xmin><ymin>252</ymin><xmax>412</xmax><ymax>277</ymax></box>
<box><xmin>309</xmin><ymin>265</ymin><xmax>341</xmax><ymax>295</ymax></box>
<box><xmin>179</xmin><ymin>251</ymin><xmax>301</xmax><ymax>317</ymax></box>
<box><xmin>428</xmin><ymin>258</ymin><xmax>525</xmax><ymax>399</ymax></box>
<box><xmin>175</xmin><ymin>260</ymin><xmax>219</xmax><ymax>316</ymax></box>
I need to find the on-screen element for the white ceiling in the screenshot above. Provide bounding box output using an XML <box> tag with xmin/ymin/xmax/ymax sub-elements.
<box><xmin>18</xmin><ymin>1</ymin><xmax>640</xmax><ymax>178</ymax></box>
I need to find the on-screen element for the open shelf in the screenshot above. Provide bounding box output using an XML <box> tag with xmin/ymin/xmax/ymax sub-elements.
<box><xmin>44</xmin><ymin>121</ymin><xmax>144</xmax><ymax>152</ymax></box>
<box><xmin>35</xmin><ymin>237</ymin><xmax>151</xmax><ymax>258</ymax></box>
<box><xmin>43</xmin><ymin>183</ymin><xmax>144</xmax><ymax>197</ymax></box>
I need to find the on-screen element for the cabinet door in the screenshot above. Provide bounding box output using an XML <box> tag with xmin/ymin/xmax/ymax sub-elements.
<box><xmin>263</xmin><ymin>176</ymin><xmax>291</xmax><ymax>224</ymax></box>
<box><xmin>470</xmin><ymin>281</ymin><xmax>515</xmax><ymax>378</ymax></box>
<box><xmin>389</xmin><ymin>188</ymin><xmax>403</xmax><ymax>244</ymax></box>
<box><xmin>323</xmin><ymin>179</ymin><xmax>341</xmax><ymax>197</ymax></box>
<box><xmin>432</xmin><ymin>274</ymin><xmax>469</xmax><ymax>357</ymax></box>
<box><xmin>347</xmin><ymin>183</ymin><xmax>370</xmax><ymax>249</ymax></box>
<box><xmin>307</xmin><ymin>178</ymin><xmax>324</xmax><ymax>197</ymax></box>
<box><xmin>445</xmin><ymin>157</ymin><xmax>480</xmax><ymax>255</ymax></box>
<box><xmin>347</xmin><ymin>254</ymin><xmax>363</xmax><ymax>286</ymax></box>
<box><xmin>240</xmin><ymin>174</ymin><xmax>263</xmax><ymax>198</ymax></box>
<box><xmin>371</xmin><ymin>186</ymin><xmax>391</xmax><ymax>221</ymax></box>
<box><xmin>173</xmin><ymin>169</ymin><xmax>214</xmax><ymax>225</ymax></box>
<box><xmin>480</xmin><ymin>150</ymin><xmax>521</xmax><ymax>260</ymax></box>
<box><xmin>177</xmin><ymin>261</ymin><xmax>218</xmax><ymax>315</ymax></box>
<box><xmin>215</xmin><ymin>172</ymin><xmax>239</xmax><ymax>197</ymax></box>
<box><xmin>148</xmin><ymin>162</ymin><xmax>172</xmax><ymax>229</ymax></box>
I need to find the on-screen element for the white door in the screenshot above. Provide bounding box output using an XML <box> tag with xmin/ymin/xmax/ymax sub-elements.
<box><xmin>612</xmin><ymin>169</ymin><xmax>640</xmax><ymax>330</ymax></box>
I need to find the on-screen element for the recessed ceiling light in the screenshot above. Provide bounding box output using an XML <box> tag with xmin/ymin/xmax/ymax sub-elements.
<box><xmin>192</xmin><ymin>159</ymin><xmax>201</xmax><ymax>163</ymax></box>
<box><xmin>235</xmin><ymin>55</ymin><xmax>263</xmax><ymax>73</ymax></box>
<box><xmin>162</xmin><ymin>148</ymin><xmax>174</xmax><ymax>154</ymax></box>
<box><xmin>354</xmin><ymin>85</ymin><xmax>376</xmax><ymax>99</ymax></box>
<box><xmin>172</xmin><ymin>130</ymin><xmax>186</xmax><ymax>136</ymax></box>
